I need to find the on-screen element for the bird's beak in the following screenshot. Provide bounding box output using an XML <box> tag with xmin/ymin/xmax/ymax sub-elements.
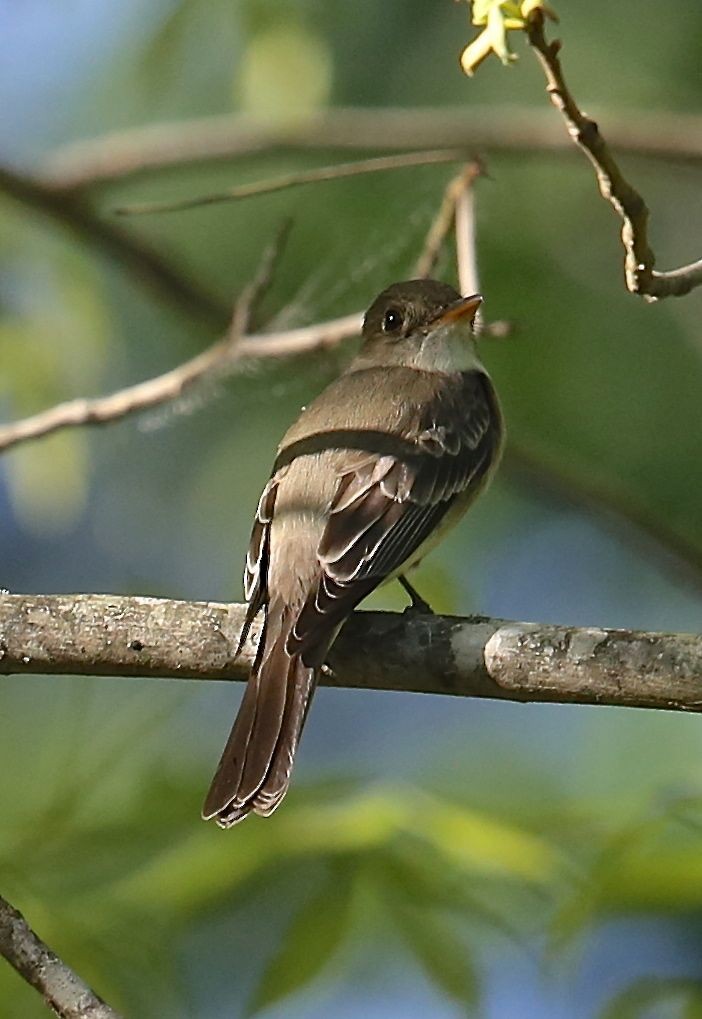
<box><xmin>431</xmin><ymin>293</ymin><xmax>482</xmax><ymax>328</ymax></box>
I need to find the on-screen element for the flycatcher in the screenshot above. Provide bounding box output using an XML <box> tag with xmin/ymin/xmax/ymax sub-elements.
<box><xmin>203</xmin><ymin>279</ymin><xmax>504</xmax><ymax>826</ymax></box>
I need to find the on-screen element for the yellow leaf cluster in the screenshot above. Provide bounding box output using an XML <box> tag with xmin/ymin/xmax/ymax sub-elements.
<box><xmin>459</xmin><ymin>0</ymin><xmax>558</xmax><ymax>77</ymax></box>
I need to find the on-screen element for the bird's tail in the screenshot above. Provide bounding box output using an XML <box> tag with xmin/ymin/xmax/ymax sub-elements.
<box><xmin>201</xmin><ymin>602</ymin><xmax>316</xmax><ymax>827</ymax></box>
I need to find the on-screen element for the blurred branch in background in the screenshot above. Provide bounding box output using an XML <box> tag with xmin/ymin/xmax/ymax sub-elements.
<box><xmin>0</xmin><ymin>166</ymin><xmax>227</xmax><ymax>330</ymax></box>
<box><xmin>0</xmin><ymin>893</ymin><xmax>121</xmax><ymax>1019</ymax></box>
<box><xmin>524</xmin><ymin>10</ymin><xmax>702</xmax><ymax>299</ymax></box>
<box><xmin>2</xmin><ymin>593</ymin><xmax>702</xmax><ymax>713</ymax></box>
<box><xmin>36</xmin><ymin>107</ymin><xmax>702</xmax><ymax>192</ymax></box>
<box><xmin>505</xmin><ymin>446</ymin><xmax>702</xmax><ymax>596</ymax></box>
<box><xmin>112</xmin><ymin>148</ymin><xmax>468</xmax><ymax>216</ymax></box>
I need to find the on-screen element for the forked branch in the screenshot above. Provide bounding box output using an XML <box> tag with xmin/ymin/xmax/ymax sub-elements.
<box><xmin>0</xmin><ymin>164</ymin><xmax>485</xmax><ymax>455</ymax></box>
<box><xmin>525</xmin><ymin>11</ymin><xmax>702</xmax><ymax>300</ymax></box>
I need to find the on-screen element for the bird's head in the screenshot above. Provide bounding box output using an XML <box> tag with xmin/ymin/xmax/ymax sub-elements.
<box><xmin>356</xmin><ymin>279</ymin><xmax>482</xmax><ymax>373</ymax></box>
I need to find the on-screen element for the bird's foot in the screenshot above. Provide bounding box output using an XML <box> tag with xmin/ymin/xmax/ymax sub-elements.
<box><xmin>398</xmin><ymin>574</ymin><xmax>435</xmax><ymax>615</ymax></box>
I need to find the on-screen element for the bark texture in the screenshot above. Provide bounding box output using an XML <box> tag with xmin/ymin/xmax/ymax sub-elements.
<box><xmin>2</xmin><ymin>593</ymin><xmax>701</xmax><ymax>711</ymax></box>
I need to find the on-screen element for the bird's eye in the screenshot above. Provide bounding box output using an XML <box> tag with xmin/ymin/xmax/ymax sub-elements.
<box><xmin>382</xmin><ymin>308</ymin><xmax>403</xmax><ymax>333</ymax></box>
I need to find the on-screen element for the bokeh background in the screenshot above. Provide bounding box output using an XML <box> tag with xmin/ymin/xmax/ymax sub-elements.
<box><xmin>2</xmin><ymin>1</ymin><xmax>702</xmax><ymax>1016</ymax></box>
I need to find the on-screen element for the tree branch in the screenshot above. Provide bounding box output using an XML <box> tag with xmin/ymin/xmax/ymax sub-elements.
<box><xmin>525</xmin><ymin>12</ymin><xmax>702</xmax><ymax>300</ymax></box>
<box><xmin>0</xmin><ymin>163</ymin><xmax>491</xmax><ymax>456</ymax></box>
<box><xmin>113</xmin><ymin>149</ymin><xmax>468</xmax><ymax>217</ymax></box>
<box><xmin>1</xmin><ymin>593</ymin><xmax>701</xmax><ymax>712</ymax></box>
<box><xmin>0</xmin><ymin>893</ymin><xmax>121</xmax><ymax>1019</ymax></box>
<box><xmin>0</xmin><ymin>312</ymin><xmax>364</xmax><ymax>453</ymax></box>
<box><xmin>37</xmin><ymin>107</ymin><xmax>702</xmax><ymax>192</ymax></box>
<box><xmin>1</xmin><ymin>159</ymin><xmax>699</xmax><ymax>597</ymax></box>
<box><xmin>449</xmin><ymin>145</ymin><xmax>702</xmax><ymax>598</ymax></box>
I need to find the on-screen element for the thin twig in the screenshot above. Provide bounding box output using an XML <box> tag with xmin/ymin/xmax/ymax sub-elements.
<box><xmin>449</xmin><ymin>148</ymin><xmax>701</xmax><ymax>594</ymax></box>
<box><xmin>0</xmin><ymin>228</ymin><xmax>297</xmax><ymax>454</ymax></box>
<box><xmin>37</xmin><ymin>107</ymin><xmax>702</xmax><ymax>192</ymax></box>
<box><xmin>0</xmin><ymin>316</ymin><xmax>362</xmax><ymax>454</ymax></box>
<box><xmin>1</xmin><ymin>593</ymin><xmax>702</xmax><ymax>713</ymax></box>
<box><xmin>227</xmin><ymin>218</ymin><xmax>293</xmax><ymax>338</ymax></box>
<box><xmin>113</xmin><ymin>149</ymin><xmax>468</xmax><ymax>216</ymax></box>
<box><xmin>454</xmin><ymin>182</ymin><xmax>480</xmax><ymax>298</ymax></box>
<box><xmin>413</xmin><ymin>162</ymin><xmax>482</xmax><ymax>279</ymax></box>
<box><xmin>0</xmin><ymin>893</ymin><xmax>121</xmax><ymax>1019</ymax></box>
<box><xmin>525</xmin><ymin>12</ymin><xmax>702</xmax><ymax>300</ymax></box>
<box><xmin>0</xmin><ymin>166</ymin><xmax>227</xmax><ymax>330</ymax></box>
<box><xmin>0</xmin><ymin>315</ymin><xmax>360</xmax><ymax>453</ymax></box>
<box><xmin>416</xmin><ymin>162</ymin><xmax>508</xmax><ymax>338</ymax></box>
<box><xmin>0</xmin><ymin>167</ymin><xmax>509</xmax><ymax>454</ymax></box>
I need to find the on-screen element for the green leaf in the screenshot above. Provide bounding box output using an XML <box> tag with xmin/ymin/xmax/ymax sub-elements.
<box><xmin>551</xmin><ymin>802</ymin><xmax>702</xmax><ymax>950</ymax></box>
<box><xmin>414</xmin><ymin>792</ymin><xmax>559</xmax><ymax>882</ymax></box>
<box><xmin>246</xmin><ymin>864</ymin><xmax>356</xmax><ymax>1016</ymax></box>
<box><xmin>378</xmin><ymin>844</ymin><xmax>526</xmax><ymax>947</ymax></box>
<box><xmin>600</xmin><ymin>978</ymin><xmax>702</xmax><ymax>1019</ymax></box>
<box><xmin>389</xmin><ymin>900</ymin><xmax>479</xmax><ymax>1010</ymax></box>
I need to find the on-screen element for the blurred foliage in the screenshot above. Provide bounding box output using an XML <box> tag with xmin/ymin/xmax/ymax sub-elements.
<box><xmin>600</xmin><ymin>979</ymin><xmax>702</xmax><ymax>1019</ymax></box>
<box><xmin>2</xmin><ymin>0</ymin><xmax>702</xmax><ymax>1016</ymax></box>
<box><xmin>5</xmin><ymin>714</ymin><xmax>702</xmax><ymax>1016</ymax></box>
<box><xmin>0</xmin><ymin>709</ymin><xmax>561</xmax><ymax>1017</ymax></box>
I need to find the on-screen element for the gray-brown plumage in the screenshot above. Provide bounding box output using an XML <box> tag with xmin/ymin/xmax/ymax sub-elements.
<box><xmin>202</xmin><ymin>279</ymin><xmax>504</xmax><ymax>826</ymax></box>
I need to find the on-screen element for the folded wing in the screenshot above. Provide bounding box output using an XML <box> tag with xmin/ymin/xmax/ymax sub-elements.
<box><xmin>289</xmin><ymin>370</ymin><xmax>501</xmax><ymax>665</ymax></box>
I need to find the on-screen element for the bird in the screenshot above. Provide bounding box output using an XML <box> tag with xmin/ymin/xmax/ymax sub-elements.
<box><xmin>202</xmin><ymin>278</ymin><xmax>504</xmax><ymax>826</ymax></box>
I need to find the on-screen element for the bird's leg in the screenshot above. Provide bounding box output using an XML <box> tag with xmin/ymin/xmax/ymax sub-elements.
<box><xmin>397</xmin><ymin>574</ymin><xmax>434</xmax><ymax>614</ymax></box>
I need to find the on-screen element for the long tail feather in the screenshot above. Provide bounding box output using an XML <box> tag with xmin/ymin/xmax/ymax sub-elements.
<box><xmin>201</xmin><ymin>605</ymin><xmax>316</xmax><ymax>827</ymax></box>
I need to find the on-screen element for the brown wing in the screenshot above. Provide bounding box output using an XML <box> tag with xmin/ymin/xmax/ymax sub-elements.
<box><xmin>288</xmin><ymin>370</ymin><xmax>502</xmax><ymax>666</ymax></box>
<box><xmin>235</xmin><ymin>469</ymin><xmax>285</xmax><ymax>658</ymax></box>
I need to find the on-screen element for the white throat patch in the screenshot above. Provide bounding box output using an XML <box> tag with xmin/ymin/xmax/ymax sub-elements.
<box><xmin>411</xmin><ymin>321</ymin><xmax>483</xmax><ymax>374</ymax></box>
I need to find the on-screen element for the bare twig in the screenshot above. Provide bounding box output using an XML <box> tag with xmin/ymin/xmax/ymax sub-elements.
<box><xmin>449</xmin><ymin>153</ymin><xmax>702</xmax><ymax>595</ymax></box>
<box><xmin>0</xmin><ymin>228</ymin><xmax>298</xmax><ymax>453</ymax></box>
<box><xmin>113</xmin><ymin>150</ymin><xmax>468</xmax><ymax>216</ymax></box>
<box><xmin>415</xmin><ymin>162</ymin><xmax>509</xmax><ymax>337</ymax></box>
<box><xmin>0</xmin><ymin>163</ymin><xmax>512</xmax><ymax>455</ymax></box>
<box><xmin>455</xmin><ymin>181</ymin><xmax>480</xmax><ymax>299</ymax></box>
<box><xmin>227</xmin><ymin>218</ymin><xmax>292</xmax><ymax>338</ymax></box>
<box><xmin>451</xmin><ymin>163</ymin><xmax>486</xmax><ymax>337</ymax></box>
<box><xmin>0</xmin><ymin>893</ymin><xmax>121</xmax><ymax>1019</ymax></box>
<box><xmin>37</xmin><ymin>107</ymin><xmax>702</xmax><ymax>192</ymax></box>
<box><xmin>413</xmin><ymin>162</ymin><xmax>482</xmax><ymax>279</ymax></box>
<box><xmin>1</xmin><ymin>593</ymin><xmax>702</xmax><ymax>713</ymax></box>
<box><xmin>525</xmin><ymin>12</ymin><xmax>702</xmax><ymax>300</ymax></box>
<box><xmin>0</xmin><ymin>312</ymin><xmax>364</xmax><ymax>452</ymax></box>
<box><xmin>0</xmin><ymin>166</ymin><xmax>227</xmax><ymax>330</ymax></box>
